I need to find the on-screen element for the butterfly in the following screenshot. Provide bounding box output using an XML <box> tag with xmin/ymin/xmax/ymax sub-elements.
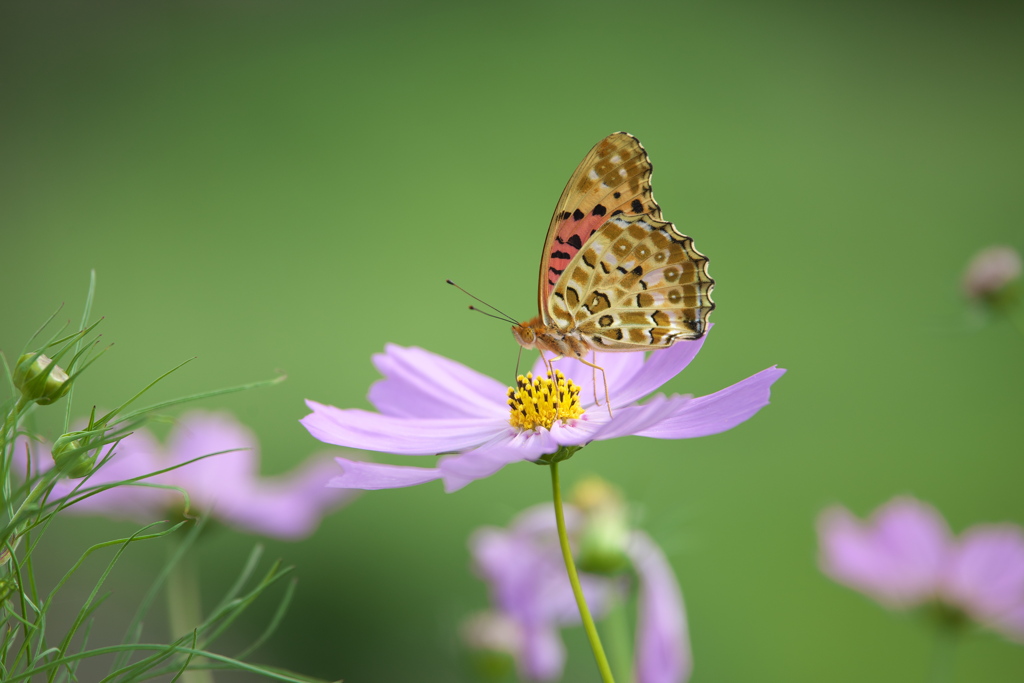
<box><xmin>512</xmin><ymin>132</ymin><xmax>715</xmax><ymax>366</ymax></box>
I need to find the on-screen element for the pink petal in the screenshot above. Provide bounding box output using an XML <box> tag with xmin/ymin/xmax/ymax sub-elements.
<box><xmin>440</xmin><ymin>434</ymin><xmax>555</xmax><ymax>492</ymax></box>
<box><xmin>519</xmin><ymin>624</ymin><xmax>566</xmax><ymax>681</ymax></box>
<box><xmin>634</xmin><ymin>366</ymin><xmax>785</xmax><ymax>439</ymax></box>
<box><xmin>628</xmin><ymin>531</ymin><xmax>692</xmax><ymax>683</ymax></box>
<box><xmin>548</xmin><ymin>418</ymin><xmax>603</xmax><ymax>447</ymax></box>
<box><xmin>942</xmin><ymin>524</ymin><xmax>1024</xmax><ymax>639</ymax></box>
<box><xmin>589</xmin><ymin>395</ymin><xmax>687</xmax><ymax>442</ymax></box>
<box><xmin>214</xmin><ymin>454</ymin><xmax>355</xmax><ymax>539</ymax></box>
<box><xmin>163</xmin><ymin>411</ymin><xmax>261</xmax><ymax>509</ymax></box>
<box><xmin>610</xmin><ymin>337</ymin><xmax>709</xmax><ymax>408</ymax></box>
<box><xmin>329</xmin><ymin>457</ymin><xmax>443</xmax><ymax>490</ymax></box>
<box><xmin>369</xmin><ymin>344</ymin><xmax>508</xmax><ymax>419</ymax></box>
<box><xmin>818</xmin><ymin>498</ymin><xmax>950</xmax><ymax>607</ymax></box>
<box><xmin>302</xmin><ymin>400</ymin><xmax>503</xmax><ymax>454</ymax></box>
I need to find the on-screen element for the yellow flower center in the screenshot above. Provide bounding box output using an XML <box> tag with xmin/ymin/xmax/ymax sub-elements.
<box><xmin>507</xmin><ymin>370</ymin><xmax>584</xmax><ymax>431</ymax></box>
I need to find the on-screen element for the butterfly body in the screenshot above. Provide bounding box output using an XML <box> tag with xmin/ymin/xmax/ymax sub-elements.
<box><xmin>512</xmin><ymin>315</ymin><xmax>590</xmax><ymax>359</ymax></box>
<box><xmin>514</xmin><ymin>133</ymin><xmax>714</xmax><ymax>361</ymax></box>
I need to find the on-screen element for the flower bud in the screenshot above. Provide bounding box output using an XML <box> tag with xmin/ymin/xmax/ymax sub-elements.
<box><xmin>460</xmin><ymin>611</ymin><xmax>520</xmax><ymax>681</ymax></box>
<box><xmin>572</xmin><ymin>476</ymin><xmax>631</xmax><ymax>575</ymax></box>
<box><xmin>51</xmin><ymin>433</ymin><xmax>96</xmax><ymax>479</ymax></box>
<box><xmin>13</xmin><ymin>353</ymin><xmax>71</xmax><ymax>406</ymax></box>
<box><xmin>963</xmin><ymin>245</ymin><xmax>1021</xmax><ymax>309</ymax></box>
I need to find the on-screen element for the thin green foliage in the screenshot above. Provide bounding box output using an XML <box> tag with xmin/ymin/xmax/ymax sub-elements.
<box><xmin>0</xmin><ymin>275</ymin><xmax>336</xmax><ymax>683</ymax></box>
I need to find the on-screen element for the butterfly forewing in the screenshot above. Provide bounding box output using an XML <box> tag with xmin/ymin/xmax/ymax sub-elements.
<box><xmin>547</xmin><ymin>213</ymin><xmax>714</xmax><ymax>349</ymax></box>
<box><xmin>538</xmin><ymin>133</ymin><xmax>663</xmax><ymax>318</ymax></box>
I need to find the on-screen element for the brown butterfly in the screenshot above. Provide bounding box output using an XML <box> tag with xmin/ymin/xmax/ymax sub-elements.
<box><xmin>512</xmin><ymin>132</ymin><xmax>715</xmax><ymax>365</ymax></box>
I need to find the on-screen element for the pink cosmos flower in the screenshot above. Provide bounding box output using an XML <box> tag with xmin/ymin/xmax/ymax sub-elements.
<box><xmin>19</xmin><ymin>411</ymin><xmax>353</xmax><ymax>540</ymax></box>
<box><xmin>302</xmin><ymin>330</ymin><xmax>785</xmax><ymax>492</ymax></box>
<box><xmin>470</xmin><ymin>502</ymin><xmax>690</xmax><ymax>683</ymax></box>
<box><xmin>818</xmin><ymin>496</ymin><xmax>1024</xmax><ymax>640</ymax></box>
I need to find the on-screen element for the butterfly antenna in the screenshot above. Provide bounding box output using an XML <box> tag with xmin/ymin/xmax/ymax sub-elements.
<box><xmin>446</xmin><ymin>280</ymin><xmax>519</xmax><ymax>325</ymax></box>
<box><xmin>467</xmin><ymin>306</ymin><xmax>519</xmax><ymax>324</ymax></box>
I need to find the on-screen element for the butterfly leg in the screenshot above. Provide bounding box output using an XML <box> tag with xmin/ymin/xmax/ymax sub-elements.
<box><xmin>576</xmin><ymin>354</ymin><xmax>611</xmax><ymax>418</ymax></box>
<box><xmin>538</xmin><ymin>352</ymin><xmax>566</xmax><ymax>413</ymax></box>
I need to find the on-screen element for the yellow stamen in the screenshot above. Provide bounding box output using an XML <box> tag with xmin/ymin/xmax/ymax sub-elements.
<box><xmin>507</xmin><ymin>370</ymin><xmax>584</xmax><ymax>431</ymax></box>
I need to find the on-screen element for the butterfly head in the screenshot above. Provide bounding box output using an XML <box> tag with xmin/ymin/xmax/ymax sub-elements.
<box><xmin>511</xmin><ymin>320</ymin><xmax>539</xmax><ymax>350</ymax></box>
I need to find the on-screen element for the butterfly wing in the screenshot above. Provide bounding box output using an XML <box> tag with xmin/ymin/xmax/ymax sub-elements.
<box><xmin>538</xmin><ymin>132</ymin><xmax>662</xmax><ymax>322</ymax></box>
<box><xmin>547</xmin><ymin>213</ymin><xmax>714</xmax><ymax>349</ymax></box>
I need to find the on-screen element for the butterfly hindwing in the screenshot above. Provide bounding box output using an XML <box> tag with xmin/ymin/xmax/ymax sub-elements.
<box><xmin>538</xmin><ymin>133</ymin><xmax>663</xmax><ymax>318</ymax></box>
<box><xmin>547</xmin><ymin>213</ymin><xmax>714</xmax><ymax>349</ymax></box>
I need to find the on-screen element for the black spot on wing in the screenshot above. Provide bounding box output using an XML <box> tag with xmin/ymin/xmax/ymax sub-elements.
<box><xmin>631</xmin><ymin>199</ymin><xmax>644</xmax><ymax>213</ymax></box>
<box><xmin>567</xmin><ymin>234</ymin><xmax>583</xmax><ymax>249</ymax></box>
<box><xmin>613</xmin><ymin>192</ymin><xmax>621</xmax><ymax>198</ymax></box>
<box><xmin>631</xmin><ymin>266</ymin><xmax>643</xmax><ymax>276</ymax></box>
<box><xmin>572</xmin><ymin>208</ymin><xmax>585</xmax><ymax>221</ymax></box>
<box><xmin>561</xmin><ymin>211</ymin><xmax>572</xmax><ymax>220</ymax></box>
<box><xmin>611</xmin><ymin>210</ymin><xmax>623</xmax><ymax>216</ymax></box>
<box><xmin>551</xmin><ymin>250</ymin><xmax>571</xmax><ymax>260</ymax></box>
<box><xmin>592</xmin><ymin>204</ymin><xmax>606</xmax><ymax>216</ymax></box>
<box><xmin>549</xmin><ymin>266</ymin><xmax>564</xmax><ymax>276</ymax></box>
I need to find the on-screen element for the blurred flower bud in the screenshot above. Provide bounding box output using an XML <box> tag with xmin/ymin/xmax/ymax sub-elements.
<box><xmin>51</xmin><ymin>433</ymin><xmax>96</xmax><ymax>479</ymax></box>
<box><xmin>963</xmin><ymin>245</ymin><xmax>1021</xmax><ymax>308</ymax></box>
<box><xmin>571</xmin><ymin>476</ymin><xmax>631</xmax><ymax>575</ymax></box>
<box><xmin>460</xmin><ymin>611</ymin><xmax>521</xmax><ymax>681</ymax></box>
<box><xmin>14</xmin><ymin>353</ymin><xmax>71</xmax><ymax>406</ymax></box>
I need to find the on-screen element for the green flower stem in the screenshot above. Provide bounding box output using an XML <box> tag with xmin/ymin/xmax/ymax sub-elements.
<box><xmin>926</xmin><ymin>623</ymin><xmax>959</xmax><ymax>683</ymax></box>
<box><xmin>2</xmin><ymin>398</ymin><xmax>28</xmax><ymax>444</ymax></box>
<box><xmin>1</xmin><ymin>399</ymin><xmax>29</xmax><ymax>517</ymax></box>
<box><xmin>549</xmin><ymin>461</ymin><xmax>615</xmax><ymax>683</ymax></box>
<box><xmin>167</xmin><ymin>544</ymin><xmax>213</xmax><ymax>683</ymax></box>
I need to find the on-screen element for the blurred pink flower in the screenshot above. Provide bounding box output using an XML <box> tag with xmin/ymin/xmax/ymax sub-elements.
<box><xmin>470</xmin><ymin>503</ymin><xmax>691</xmax><ymax>683</ymax></box>
<box><xmin>818</xmin><ymin>496</ymin><xmax>1024</xmax><ymax>639</ymax></box>
<box><xmin>19</xmin><ymin>411</ymin><xmax>353</xmax><ymax>540</ymax></box>
<box><xmin>302</xmin><ymin>331</ymin><xmax>784</xmax><ymax>492</ymax></box>
<box><xmin>962</xmin><ymin>245</ymin><xmax>1021</xmax><ymax>300</ymax></box>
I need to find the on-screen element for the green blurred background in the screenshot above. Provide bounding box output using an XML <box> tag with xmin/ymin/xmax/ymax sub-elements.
<box><xmin>2</xmin><ymin>0</ymin><xmax>1023</xmax><ymax>680</ymax></box>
